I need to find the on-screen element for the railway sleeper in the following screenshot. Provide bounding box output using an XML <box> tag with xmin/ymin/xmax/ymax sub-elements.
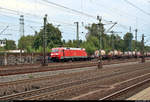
<box><xmin>31</xmin><ymin>85</ymin><xmax>40</xmax><ymax>89</ymax></box>
<box><xmin>1</xmin><ymin>62</ymin><xmax>150</xmax><ymax>99</ymax></box>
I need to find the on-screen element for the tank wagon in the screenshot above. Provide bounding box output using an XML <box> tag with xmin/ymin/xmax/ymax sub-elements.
<box><xmin>94</xmin><ymin>50</ymin><xmax>106</xmax><ymax>58</ymax></box>
<box><xmin>94</xmin><ymin>50</ymin><xmax>150</xmax><ymax>60</ymax></box>
<box><xmin>50</xmin><ymin>47</ymin><xmax>89</xmax><ymax>62</ymax></box>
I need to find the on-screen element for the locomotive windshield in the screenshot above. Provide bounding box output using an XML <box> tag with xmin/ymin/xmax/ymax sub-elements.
<box><xmin>51</xmin><ymin>49</ymin><xmax>59</xmax><ymax>52</ymax></box>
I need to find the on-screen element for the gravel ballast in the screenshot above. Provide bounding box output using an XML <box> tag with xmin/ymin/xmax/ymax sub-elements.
<box><xmin>0</xmin><ymin>60</ymin><xmax>149</xmax><ymax>83</ymax></box>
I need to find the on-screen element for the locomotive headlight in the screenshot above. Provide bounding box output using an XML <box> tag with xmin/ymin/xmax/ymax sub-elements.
<box><xmin>51</xmin><ymin>53</ymin><xmax>58</xmax><ymax>55</ymax></box>
<box><xmin>55</xmin><ymin>53</ymin><xmax>58</xmax><ymax>55</ymax></box>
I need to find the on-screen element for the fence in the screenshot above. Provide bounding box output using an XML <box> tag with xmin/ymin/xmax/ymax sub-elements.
<box><xmin>0</xmin><ymin>53</ymin><xmax>49</xmax><ymax>66</ymax></box>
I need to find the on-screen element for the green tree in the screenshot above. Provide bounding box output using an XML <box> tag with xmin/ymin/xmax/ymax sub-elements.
<box><xmin>85</xmin><ymin>23</ymin><xmax>105</xmax><ymax>38</ymax></box>
<box><xmin>123</xmin><ymin>32</ymin><xmax>133</xmax><ymax>51</ymax></box>
<box><xmin>33</xmin><ymin>23</ymin><xmax>62</xmax><ymax>50</ymax></box>
<box><xmin>81</xmin><ymin>41</ymin><xmax>97</xmax><ymax>55</ymax></box>
<box><xmin>65</xmin><ymin>40</ymin><xmax>74</xmax><ymax>47</ymax></box>
<box><xmin>18</xmin><ymin>35</ymin><xmax>35</xmax><ymax>52</ymax></box>
<box><xmin>81</xmin><ymin>35</ymin><xmax>99</xmax><ymax>54</ymax></box>
<box><xmin>4</xmin><ymin>40</ymin><xmax>16</xmax><ymax>50</ymax></box>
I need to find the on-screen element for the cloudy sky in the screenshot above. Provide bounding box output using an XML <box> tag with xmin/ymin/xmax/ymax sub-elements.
<box><xmin>0</xmin><ymin>0</ymin><xmax>150</xmax><ymax>45</ymax></box>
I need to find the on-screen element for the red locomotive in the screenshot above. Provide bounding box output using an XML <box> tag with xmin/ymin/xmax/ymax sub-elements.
<box><xmin>50</xmin><ymin>47</ymin><xmax>88</xmax><ymax>62</ymax></box>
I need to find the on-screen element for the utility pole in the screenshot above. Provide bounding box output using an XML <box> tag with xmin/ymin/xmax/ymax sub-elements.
<box><xmin>42</xmin><ymin>14</ymin><xmax>48</xmax><ymax>66</ymax></box>
<box><xmin>74</xmin><ymin>22</ymin><xmax>79</xmax><ymax>48</ymax></box>
<box><xmin>129</xmin><ymin>26</ymin><xmax>132</xmax><ymax>51</ymax></box>
<box><xmin>135</xmin><ymin>29</ymin><xmax>138</xmax><ymax>48</ymax></box>
<box><xmin>129</xmin><ymin>26</ymin><xmax>131</xmax><ymax>33</ymax></box>
<box><xmin>97</xmin><ymin>15</ymin><xmax>103</xmax><ymax>69</ymax></box>
<box><xmin>135</xmin><ymin>29</ymin><xmax>138</xmax><ymax>58</ymax></box>
<box><xmin>111</xmin><ymin>31</ymin><xmax>115</xmax><ymax>52</ymax></box>
<box><xmin>141</xmin><ymin>34</ymin><xmax>145</xmax><ymax>63</ymax></box>
<box><xmin>19</xmin><ymin>15</ymin><xmax>24</xmax><ymax>64</ymax></box>
<box><xmin>109</xmin><ymin>31</ymin><xmax>122</xmax><ymax>56</ymax></box>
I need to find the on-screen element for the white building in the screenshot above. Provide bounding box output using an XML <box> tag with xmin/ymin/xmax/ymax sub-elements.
<box><xmin>0</xmin><ymin>40</ymin><xmax>6</xmax><ymax>47</ymax></box>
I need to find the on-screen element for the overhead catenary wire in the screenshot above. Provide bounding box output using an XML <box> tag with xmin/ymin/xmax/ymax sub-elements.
<box><xmin>0</xmin><ymin>8</ymin><xmax>80</xmax><ymax>27</ymax></box>
<box><xmin>124</xmin><ymin>0</ymin><xmax>150</xmax><ymax>16</ymax></box>
<box><xmin>0</xmin><ymin>6</ymin><xmax>40</xmax><ymax>18</ymax></box>
<box><xmin>40</xmin><ymin>0</ymin><xmax>113</xmax><ymax>23</ymax></box>
<box><xmin>88</xmin><ymin>0</ymin><xmax>149</xmax><ymax>36</ymax></box>
<box><xmin>0</xmin><ymin>11</ymin><xmax>76</xmax><ymax>27</ymax></box>
<box><xmin>41</xmin><ymin>0</ymin><xmax>96</xmax><ymax>19</ymax></box>
<box><xmin>0</xmin><ymin>0</ymin><xmax>149</xmax><ymax>46</ymax></box>
<box><xmin>91</xmin><ymin>0</ymin><xmax>150</xmax><ymax>25</ymax></box>
<box><xmin>0</xmin><ymin>1</ymin><xmax>122</xmax><ymax>30</ymax></box>
<box><xmin>0</xmin><ymin>12</ymin><xmax>42</xmax><ymax>24</ymax></box>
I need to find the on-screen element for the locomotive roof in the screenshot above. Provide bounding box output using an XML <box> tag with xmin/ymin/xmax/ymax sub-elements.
<box><xmin>52</xmin><ymin>47</ymin><xmax>85</xmax><ymax>50</ymax></box>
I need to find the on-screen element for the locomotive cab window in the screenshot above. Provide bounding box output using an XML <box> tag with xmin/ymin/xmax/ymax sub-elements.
<box><xmin>51</xmin><ymin>49</ymin><xmax>59</xmax><ymax>52</ymax></box>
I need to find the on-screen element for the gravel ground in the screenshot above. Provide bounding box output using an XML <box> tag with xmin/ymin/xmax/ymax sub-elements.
<box><xmin>0</xmin><ymin>60</ymin><xmax>149</xmax><ymax>83</ymax></box>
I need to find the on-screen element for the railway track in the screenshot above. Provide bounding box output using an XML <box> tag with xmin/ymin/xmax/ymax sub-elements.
<box><xmin>0</xmin><ymin>58</ymin><xmax>147</xmax><ymax>76</ymax></box>
<box><xmin>99</xmin><ymin>75</ymin><xmax>150</xmax><ymax>100</ymax></box>
<box><xmin>0</xmin><ymin>62</ymin><xmax>150</xmax><ymax>100</ymax></box>
<box><xmin>0</xmin><ymin>60</ymin><xmax>96</xmax><ymax>70</ymax></box>
<box><xmin>71</xmin><ymin>73</ymin><xmax>150</xmax><ymax>100</ymax></box>
<box><xmin>1</xmin><ymin>58</ymin><xmax>146</xmax><ymax>71</ymax></box>
<box><xmin>22</xmin><ymin>66</ymin><xmax>150</xmax><ymax>100</ymax></box>
<box><xmin>0</xmin><ymin>62</ymin><xmax>97</xmax><ymax>76</ymax></box>
<box><xmin>0</xmin><ymin>61</ymin><xmax>148</xmax><ymax>87</ymax></box>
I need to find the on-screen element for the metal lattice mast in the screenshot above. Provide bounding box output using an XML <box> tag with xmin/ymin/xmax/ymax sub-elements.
<box><xmin>19</xmin><ymin>15</ymin><xmax>24</xmax><ymax>64</ymax></box>
<box><xmin>20</xmin><ymin>15</ymin><xmax>24</xmax><ymax>36</ymax></box>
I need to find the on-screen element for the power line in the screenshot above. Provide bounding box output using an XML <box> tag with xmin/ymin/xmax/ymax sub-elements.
<box><xmin>41</xmin><ymin>0</ymin><xmax>96</xmax><ymax>18</ymax></box>
<box><xmin>0</xmin><ymin>12</ymin><xmax>42</xmax><ymax>24</ymax></box>
<box><xmin>90</xmin><ymin>1</ymin><xmax>149</xmax><ymax>32</ymax></box>
<box><xmin>82</xmin><ymin>0</ymin><xmax>129</xmax><ymax>30</ymax></box>
<box><xmin>0</xmin><ymin>6</ymin><xmax>40</xmax><ymax>17</ymax></box>
<box><xmin>47</xmin><ymin>17</ymin><xmax>75</xmax><ymax>26</ymax></box>
<box><xmin>91</xmin><ymin>1</ymin><xmax>150</xmax><ymax>25</ymax></box>
<box><xmin>41</xmin><ymin>0</ymin><xmax>112</xmax><ymax>23</ymax></box>
<box><xmin>124</xmin><ymin>0</ymin><xmax>150</xmax><ymax>16</ymax></box>
<box><xmin>0</xmin><ymin>1</ymin><xmax>116</xmax><ymax>28</ymax></box>
<box><xmin>0</xmin><ymin>9</ymin><xmax>77</xmax><ymax>26</ymax></box>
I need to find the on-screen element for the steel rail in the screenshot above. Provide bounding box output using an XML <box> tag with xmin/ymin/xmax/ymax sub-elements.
<box><xmin>0</xmin><ymin>58</ymin><xmax>147</xmax><ymax>76</ymax></box>
<box><xmin>0</xmin><ymin>64</ymin><xmax>150</xmax><ymax>100</ymax></box>
<box><xmin>0</xmin><ymin>62</ymin><xmax>148</xmax><ymax>87</ymax></box>
<box><xmin>99</xmin><ymin>77</ymin><xmax>150</xmax><ymax>100</ymax></box>
<box><xmin>27</xmin><ymin>72</ymin><xmax>150</xmax><ymax>100</ymax></box>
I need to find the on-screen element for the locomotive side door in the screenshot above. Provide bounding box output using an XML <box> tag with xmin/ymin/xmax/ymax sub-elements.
<box><xmin>63</xmin><ymin>49</ymin><xmax>65</xmax><ymax>58</ymax></box>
